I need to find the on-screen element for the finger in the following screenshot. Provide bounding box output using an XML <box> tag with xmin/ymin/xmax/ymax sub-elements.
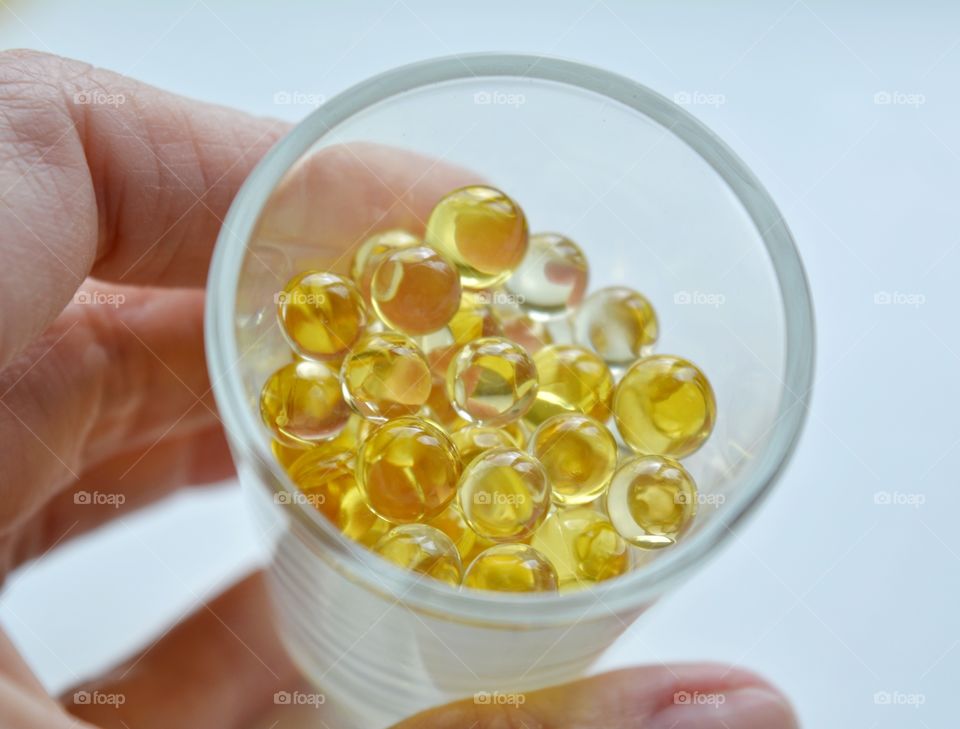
<box><xmin>62</xmin><ymin>572</ymin><xmax>299</xmax><ymax>729</ymax></box>
<box><xmin>3</xmin><ymin>424</ymin><xmax>233</xmax><ymax>577</ymax></box>
<box><xmin>392</xmin><ymin>665</ymin><xmax>798</xmax><ymax>729</ymax></box>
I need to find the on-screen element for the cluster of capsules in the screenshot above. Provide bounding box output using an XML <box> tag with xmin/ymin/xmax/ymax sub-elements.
<box><xmin>260</xmin><ymin>184</ymin><xmax>716</xmax><ymax>593</ymax></box>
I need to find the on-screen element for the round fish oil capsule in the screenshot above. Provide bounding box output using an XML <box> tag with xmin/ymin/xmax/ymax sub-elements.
<box><xmin>428</xmin><ymin>503</ymin><xmax>494</xmax><ymax>565</ymax></box>
<box><xmin>370</xmin><ymin>245</ymin><xmax>462</xmax><ymax>336</ymax></box>
<box><xmin>457</xmin><ymin>448</ymin><xmax>551</xmax><ymax>541</ymax></box>
<box><xmin>277</xmin><ymin>271</ymin><xmax>367</xmax><ymax>361</ymax></box>
<box><xmin>373</xmin><ymin>524</ymin><xmax>463</xmax><ymax>586</ymax></box>
<box><xmin>606</xmin><ymin>455</ymin><xmax>698</xmax><ymax>549</ymax></box>
<box><xmin>505</xmin><ymin>232</ymin><xmax>588</xmax><ymax>318</ymax></box>
<box><xmin>341</xmin><ymin>332</ymin><xmax>432</xmax><ymax>422</ymax></box>
<box><xmin>350</xmin><ymin>229</ymin><xmax>421</xmax><ymax>301</ymax></box>
<box><xmin>529</xmin><ymin>413</ymin><xmax>618</xmax><ymax>505</ymax></box>
<box><xmin>425</xmin><ymin>185</ymin><xmax>528</xmax><ymax>288</ymax></box>
<box><xmin>357</xmin><ymin>416</ymin><xmax>461</xmax><ymax>523</ymax></box>
<box><xmin>575</xmin><ymin>287</ymin><xmax>658</xmax><ymax>366</ymax></box>
<box><xmin>271</xmin><ymin>439</ymin><xmax>307</xmax><ymax>471</ymax></box>
<box><xmin>524</xmin><ymin>345</ymin><xmax>614</xmax><ymax>426</ymax></box>
<box><xmin>419</xmin><ymin>291</ymin><xmax>503</xmax><ymax>375</ymax></box>
<box><xmin>495</xmin><ymin>305</ymin><xmax>553</xmax><ymax>354</ymax></box>
<box><xmin>614</xmin><ymin>355</ymin><xmax>716</xmax><ymax>458</ymax></box>
<box><xmin>339</xmin><ymin>487</ymin><xmax>391</xmax><ymax>547</ymax></box>
<box><xmin>531</xmin><ymin>507</ymin><xmax>629</xmax><ymax>586</ymax></box>
<box><xmin>446</xmin><ymin>337</ymin><xmax>538</xmax><ymax>426</ymax></box>
<box><xmin>286</xmin><ymin>449</ymin><xmax>355</xmax><ymax>521</ymax></box>
<box><xmin>462</xmin><ymin>544</ymin><xmax>558</xmax><ymax>593</ymax></box>
<box><xmin>260</xmin><ymin>361</ymin><xmax>350</xmax><ymax>446</ymax></box>
<box><xmin>451</xmin><ymin>425</ymin><xmax>519</xmax><ymax>467</ymax></box>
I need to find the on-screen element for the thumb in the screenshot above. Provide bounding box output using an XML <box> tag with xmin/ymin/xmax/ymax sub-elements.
<box><xmin>391</xmin><ymin>664</ymin><xmax>798</xmax><ymax>729</ymax></box>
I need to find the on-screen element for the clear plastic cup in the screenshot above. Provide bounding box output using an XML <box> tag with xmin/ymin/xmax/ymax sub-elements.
<box><xmin>205</xmin><ymin>54</ymin><xmax>814</xmax><ymax>728</ymax></box>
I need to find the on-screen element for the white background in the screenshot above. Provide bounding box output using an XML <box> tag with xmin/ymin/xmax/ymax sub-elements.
<box><xmin>1</xmin><ymin>2</ymin><xmax>957</xmax><ymax>727</ymax></box>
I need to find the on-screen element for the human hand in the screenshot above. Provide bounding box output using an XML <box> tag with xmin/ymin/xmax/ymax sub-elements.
<box><xmin>0</xmin><ymin>50</ymin><xmax>798</xmax><ymax>729</ymax></box>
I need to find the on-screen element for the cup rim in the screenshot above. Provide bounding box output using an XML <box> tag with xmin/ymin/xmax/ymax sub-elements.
<box><xmin>205</xmin><ymin>52</ymin><xmax>815</xmax><ymax>626</ymax></box>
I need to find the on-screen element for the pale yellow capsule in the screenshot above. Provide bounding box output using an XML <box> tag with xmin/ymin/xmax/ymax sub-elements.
<box><xmin>341</xmin><ymin>332</ymin><xmax>432</xmax><ymax>422</ymax></box>
<box><xmin>462</xmin><ymin>544</ymin><xmax>558</xmax><ymax>593</ymax></box>
<box><xmin>373</xmin><ymin>524</ymin><xmax>463</xmax><ymax>586</ymax></box>
<box><xmin>575</xmin><ymin>287</ymin><xmax>658</xmax><ymax>365</ymax></box>
<box><xmin>505</xmin><ymin>232</ymin><xmax>588</xmax><ymax>317</ymax></box>
<box><xmin>277</xmin><ymin>271</ymin><xmax>367</xmax><ymax>361</ymax></box>
<box><xmin>350</xmin><ymin>229</ymin><xmax>421</xmax><ymax>301</ymax></box>
<box><xmin>531</xmin><ymin>507</ymin><xmax>629</xmax><ymax>587</ymax></box>
<box><xmin>529</xmin><ymin>413</ymin><xmax>618</xmax><ymax>505</ymax></box>
<box><xmin>446</xmin><ymin>336</ymin><xmax>538</xmax><ymax>426</ymax></box>
<box><xmin>260</xmin><ymin>361</ymin><xmax>351</xmax><ymax>446</ymax></box>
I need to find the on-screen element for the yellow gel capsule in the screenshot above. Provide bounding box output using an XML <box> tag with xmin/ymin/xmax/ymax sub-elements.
<box><xmin>260</xmin><ymin>361</ymin><xmax>351</xmax><ymax>446</ymax></box>
<box><xmin>462</xmin><ymin>544</ymin><xmax>558</xmax><ymax>593</ymax></box>
<box><xmin>426</xmin><ymin>185</ymin><xmax>529</xmax><ymax>288</ymax></box>
<box><xmin>531</xmin><ymin>507</ymin><xmax>629</xmax><ymax>586</ymax></box>
<box><xmin>495</xmin><ymin>305</ymin><xmax>553</xmax><ymax>354</ymax></box>
<box><xmin>339</xmin><ymin>487</ymin><xmax>391</xmax><ymax>547</ymax></box>
<box><xmin>373</xmin><ymin>524</ymin><xmax>463</xmax><ymax>586</ymax></box>
<box><xmin>341</xmin><ymin>332</ymin><xmax>432</xmax><ymax>422</ymax></box>
<box><xmin>451</xmin><ymin>425</ymin><xmax>519</xmax><ymax>467</ymax></box>
<box><xmin>286</xmin><ymin>449</ymin><xmax>355</xmax><ymax>522</ymax></box>
<box><xmin>446</xmin><ymin>336</ymin><xmax>538</xmax><ymax>426</ymax></box>
<box><xmin>505</xmin><ymin>232</ymin><xmax>588</xmax><ymax>318</ymax></box>
<box><xmin>277</xmin><ymin>271</ymin><xmax>367</xmax><ymax>361</ymax></box>
<box><xmin>271</xmin><ymin>439</ymin><xmax>308</xmax><ymax>471</ymax></box>
<box><xmin>371</xmin><ymin>245</ymin><xmax>462</xmax><ymax>336</ymax></box>
<box><xmin>529</xmin><ymin>413</ymin><xmax>617</xmax><ymax>505</ymax></box>
<box><xmin>350</xmin><ymin>229</ymin><xmax>421</xmax><ymax>301</ymax></box>
<box><xmin>457</xmin><ymin>448</ymin><xmax>551</xmax><ymax>541</ymax></box>
<box><xmin>419</xmin><ymin>290</ymin><xmax>503</xmax><ymax>375</ymax></box>
<box><xmin>428</xmin><ymin>502</ymin><xmax>495</xmax><ymax>565</ymax></box>
<box><xmin>606</xmin><ymin>455</ymin><xmax>698</xmax><ymax>549</ymax></box>
<box><xmin>614</xmin><ymin>355</ymin><xmax>716</xmax><ymax>458</ymax></box>
<box><xmin>357</xmin><ymin>416</ymin><xmax>461</xmax><ymax>523</ymax></box>
<box><xmin>575</xmin><ymin>287</ymin><xmax>658</xmax><ymax>366</ymax></box>
<box><xmin>524</xmin><ymin>345</ymin><xmax>613</xmax><ymax>426</ymax></box>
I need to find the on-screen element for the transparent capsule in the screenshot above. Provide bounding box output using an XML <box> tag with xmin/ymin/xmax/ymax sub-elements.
<box><xmin>373</xmin><ymin>524</ymin><xmax>463</xmax><ymax>586</ymax></box>
<box><xmin>451</xmin><ymin>425</ymin><xmax>520</xmax><ymax>467</ymax></box>
<box><xmin>428</xmin><ymin>502</ymin><xmax>495</xmax><ymax>566</ymax></box>
<box><xmin>287</xmin><ymin>449</ymin><xmax>355</xmax><ymax>522</ymax></box>
<box><xmin>505</xmin><ymin>233</ymin><xmax>588</xmax><ymax>318</ymax></box>
<box><xmin>419</xmin><ymin>290</ymin><xmax>503</xmax><ymax>376</ymax></box>
<box><xmin>495</xmin><ymin>305</ymin><xmax>553</xmax><ymax>354</ymax></box>
<box><xmin>613</xmin><ymin>355</ymin><xmax>716</xmax><ymax>458</ymax></box>
<box><xmin>575</xmin><ymin>287</ymin><xmax>658</xmax><ymax>366</ymax></box>
<box><xmin>341</xmin><ymin>332</ymin><xmax>432</xmax><ymax>422</ymax></box>
<box><xmin>446</xmin><ymin>337</ymin><xmax>538</xmax><ymax>426</ymax></box>
<box><xmin>370</xmin><ymin>245</ymin><xmax>462</xmax><ymax>336</ymax></box>
<box><xmin>462</xmin><ymin>544</ymin><xmax>558</xmax><ymax>593</ymax></box>
<box><xmin>425</xmin><ymin>185</ymin><xmax>529</xmax><ymax>288</ymax></box>
<box><xmin>524</xmin><ymin>345</ymin><xmax>614</xmax><ymax>427</ymax></box>
<box><xmin>357</xmin><ymin>416</ymin><xmax>461</xmax><ymax>523</ymax></box>
<box><xmin>339</xmin><ymin>487</ymin><xmax>391</xmax><ymax>547</ymax></box>
<box><xmin>457</xmin><ymin>448</ymin><xmax>551</xmax><ymax>542</ymax></box>
<box><xmin>530</xmin><ymin>507</ymin><xmax>629</xmax><ymax>586</ymax></box>
<box><xmin>271</xmin><ymin>439</ymin><xmax>308</xmax><ymax>471</ymax></box>
<box><xmin>606</xmin><ymin>455</ymin><xmax>698</xmax><ymax>549</ymax></box>
<box><xmin>350</xmin><ymin>229</ymin><xmax>421</xmax><ymax>301</ymax></box>
<box><xmin>529</xmin><ymin>413</ymin><xmax>618</xmax><ymax>505</ymax></box>
<box><xmin>277</xmin><ymin>271</ymin><xmax>367</xmax><ymax>361</ymax></box>
<box><xmin>260</xmin><ymin>361</ymin><xmax>351</xmax><ymax>446</ymax></box>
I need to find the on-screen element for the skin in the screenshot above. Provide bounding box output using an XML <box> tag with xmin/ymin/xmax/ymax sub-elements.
<box><xmin>0</xmin><ymin>50</ymin><xmax>799</xmax><ymax>728</ymax></box>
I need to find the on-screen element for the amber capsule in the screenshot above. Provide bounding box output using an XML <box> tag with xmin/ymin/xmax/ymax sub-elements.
<box><xmin>606</xmin><ymin>455</ymin><xmax>697</xmax><ymax>549</ymax></box>
<box><xmin>529</xmin><ymin>413</ymin><xmax>617</xmax><ymax>505</ymax></box>
<box><xmin>271</xmin><ymin>439</ymin><xmax>308</xmax><ymax>471</ymax></box>
<box><xmin>286</xmin><ymin>449</ymin><xmax>355</xmax><ymax>521</ymax></box>
<box><xmin>446</xmin><ymin>337</ymin><xmax>538</xmax><ymax>426</ymax></box>
<box><xmin>575</xmin><ymin>287</ymin><xmax>658</xmax><ymax>366</ymax></box>
<box><xmin>495</xmin><ymin>305</ymin><xmax>553</xmax><ymax>354</ymax></box>
<box><xmin>524</xmin><ymin>345</ymin><xmax>614</xmax><ymax>427</ymax></box>
<box><xmin>505</xmin><ymin>233</ymin><xmax>588</xmax><ymax>318</ymax></box>
<box><xmin>260</xmin><ymin>361</ymin><xmax>351</xmax><ymax>446</ymax></box>
<box><xmin>341</xmin><ymin>332</ymin><xmax>432</xmax><ymax>422</ymax></box>
<box><xmin>614</xmin><ymin>355</ymin><xmax>716</xmax><ymax>458</ymax></box>
<box><xmin>531</xmin><ymin>507</ymin><xmax>629</xmax><ymax>586</ymax></box>
<box><xmin>457</xmin><ymin>448</ymin><xmax>551</xmax><ymax>542</ymax></box>
<box><xmin>451</xmin><ymin>425</ymin><xmax>519</xmax><ymax>467</ymax></box>
<box><xmin>357</xmin><ymin>417</ymin><xmax>461</xmax><ymax>523</ymax></box>
<box><xmin>370</xmin><ymin>245</ymin><xmax>461</xmax><ymax>335</ymax></box>
<box><xmin>428</xmin><ymin>502</ymin><xmax>495</xmax><ymax>565</ymax></box>
<box><xmin>350</xmin><ymin>229</ymin><xmax>420</xmax><ymax>301</ymax></box>
<box><xmin>462</xmin><ymin>544</ymin><xmax>558</xmax><ymax>593</ymax></box>
<box><xmin>373</xmin><ymin>524</ymin><xmax>463</xmax><ymax>586</ymax></box>
<box><xmin>426</xmin><ymin>185</ymin><xmax>528</xmax><ymax>288</ymax></box>
<box><xmin>277</xmin><ymin>271</ymin><xmax>367</xmax><ymax>361</ymax></box>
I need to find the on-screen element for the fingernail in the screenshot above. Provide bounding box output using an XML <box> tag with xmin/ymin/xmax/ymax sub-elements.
<box><xmin>648</xmin><ymin>687</ymin><xmax>799</xmax><ymax>729</ymax></box>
